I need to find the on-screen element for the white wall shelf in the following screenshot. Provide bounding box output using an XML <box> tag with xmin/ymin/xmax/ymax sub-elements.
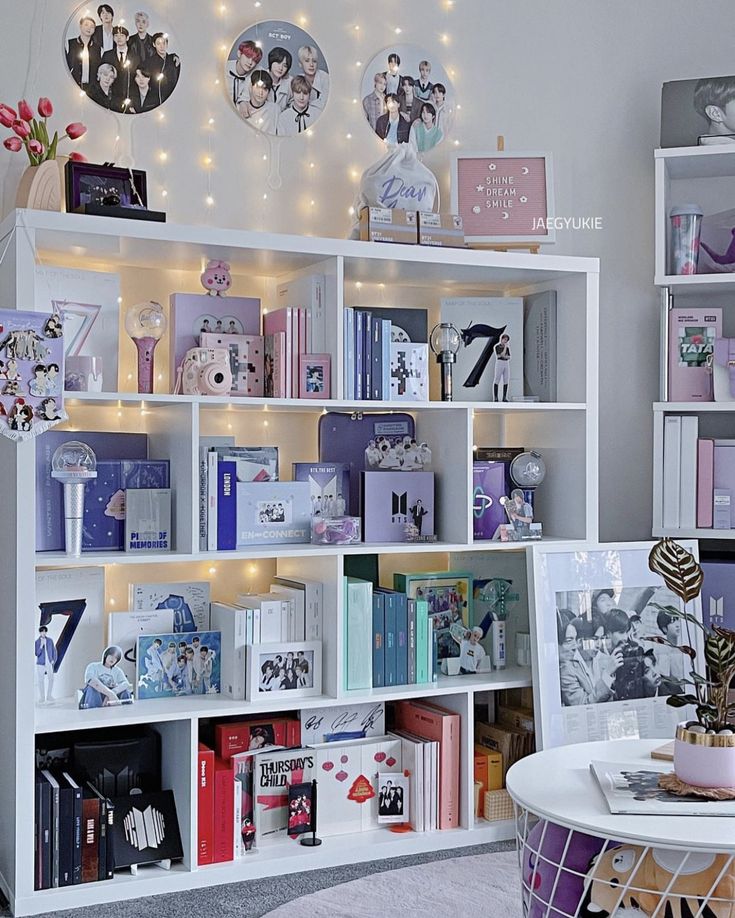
<box><xmin>0</xmin><ymin>209</ymin><xmax>599</xmax><ymax>916</ymax></box>
<box><xmin>652</xmin><ymin>148</ymin><xmax>735</xmax><ymax>538</ymax></box>
<box><xmin>655</xmin><ymin>145</ymin><xmax>735</xmax><ymax>283</ymax></box>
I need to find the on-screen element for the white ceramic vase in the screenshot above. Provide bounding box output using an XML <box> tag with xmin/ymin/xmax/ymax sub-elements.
<box><xmin>15</xmin><ymin>156</ymin><xmax>66</xmax><ymax>211</ymax></box>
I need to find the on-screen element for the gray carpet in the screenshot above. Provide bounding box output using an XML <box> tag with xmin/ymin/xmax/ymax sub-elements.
<box><xmin>17</xmin><ymin>841</ymin><xmax>514</xmax><ymax>918</ymax></box>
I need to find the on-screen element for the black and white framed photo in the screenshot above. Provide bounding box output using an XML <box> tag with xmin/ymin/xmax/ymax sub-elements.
<box><xmin>246</xmin><ymin>641</ymin><xmax>321</xmax><ymax>700</ymax></box>
<box><xmin>661</xmin><ymin>76</ymin><xmax>735</xmax><ymax>148</ymax></box>
<box><xmin>224</xmin><ymin>20</ymin><xmax>330</xmax><ymax>136</ymax></box>
<box><xmin>377</xmin><ymin>772</ymin><xmax>409</xmax><ymax>825</ymax></box>
<box><xmin>63</xmin><ymin>2</ymin><xmax>181</xmax><ymax>114</ymax></box>
<box><xmin>529</xmin><ymin>541</ymin><xmax>704</xmax><ymax>749</ymax></box>
<box><xmin>360</xmin><ymin>44</ymin><xmax>455</xmax><ymax>150</ymax></box>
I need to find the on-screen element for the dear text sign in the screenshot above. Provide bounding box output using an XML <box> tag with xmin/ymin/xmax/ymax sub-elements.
<box><xmin>452</xmin><ymin>152</ymin><xmax>554</xmax><ymax>244</ymax></box>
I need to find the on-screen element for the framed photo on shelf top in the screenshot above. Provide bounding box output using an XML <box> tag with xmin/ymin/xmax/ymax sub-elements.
<box><xmin>451</xmin><ymin>151</ymin><xmax>555</xmax><ymax>245</ymax></box>
<box><xmin>529</xmin><ymin>541</ymin><xmax>703</xmax><ymax>750</ymax></box>
<box><xmin>246</xmin><ymin>641</ymin><xmax>322</xmax><ymax>701</ymax></box>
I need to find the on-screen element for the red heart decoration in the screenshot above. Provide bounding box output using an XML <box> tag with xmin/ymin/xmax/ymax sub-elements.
<box><xmin>336</xmin><ymin>770</ymin><xmax>348</xmax><ymax>782</ymax></box>
<box><xmin>374</xmin><ymin>752</ymin><xmax>386</xmax><ymax>763</ymax></box>
<box><xmin>322</xmin><ymin>761</ymin><xmax>334</xmax><ymax>771</ymax></box>
<box><xmin>386</xmin><ymin>757</ymin><xmax>396</xmax><ymax>767</ymax></box>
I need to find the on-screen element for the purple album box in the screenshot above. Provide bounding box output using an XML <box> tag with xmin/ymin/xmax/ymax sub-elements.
<box><xmin>473</xmin><ymin>461</ymin><xmax>507</xmax><ymax>540</ymax></box>
<box><xmin>83</xmin><ymin>460</ymin><xmax>170</xmax><ymax>551</ymax></box>
<box><xmin>169</xmin><ymin>292</ymin><xmax>261</xmax><ymax>382</ymax></box>
<box><xmin>361</xmin><ymin>471</ymin><xmax>434</xmax><ymax>543</ymax></box>
<box><xmin>292</xmin><ymin>462</ymin><xmax>350</xmax><ymax>518</ymax></box>
<box><xmin>36</xmin><ymin>430</ymin><xmax>148</xmax><ymax>551</ymax></box>
<box><xmin>701</xmin><ymin>560</ymin><xmax>735</xmax><ymax>631</ymax></box>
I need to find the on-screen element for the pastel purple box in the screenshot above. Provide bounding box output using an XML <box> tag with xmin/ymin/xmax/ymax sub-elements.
<box><xmin>473</xmin><ymin>461</ymin><xmax>507</xmax><ymax>540</ymax></box>
<box><xmin>361</xmin><ymin>471</ymin><xmax>434</xmax><ymax>543</ymax></box>
<box><xmin>701</xmin><ymin>560</ymin><xmax>735</xmax><ymax>631</ymax></box>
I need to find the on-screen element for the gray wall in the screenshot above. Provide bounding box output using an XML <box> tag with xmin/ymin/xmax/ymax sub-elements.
<box><xmin>1</xmin><ymin>0</ymin><xmax>725</xmax><ymax>540</ymax></box>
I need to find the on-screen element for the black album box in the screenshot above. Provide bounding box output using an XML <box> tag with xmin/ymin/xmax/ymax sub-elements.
<box><xmin>110</xmin><ymin>790</ymin><xmax>183</xmax><ymax>868</ymax></box>
<box><xmin>72</xmin><ymin>730</ymin><xmax>161</xmax><ymax>797</ymax></box>
<box><xmin>72</xmin><ymin>204</ymin><xmax>166</xmax><ymax>222</ymax></box>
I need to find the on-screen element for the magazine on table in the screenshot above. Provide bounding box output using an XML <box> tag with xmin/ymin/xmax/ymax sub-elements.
<box><xmin>590</xmin><ymin>760</ymin><xmax>735</xmax><ymax>816</ymax></box>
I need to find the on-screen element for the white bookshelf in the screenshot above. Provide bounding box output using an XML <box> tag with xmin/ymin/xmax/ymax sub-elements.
<box><xmin>0</xmin><ymin>208</ymin><xmax>599</xmax><ymax>916</ymax></box>
<box><xmin>653</xmin><ymin>146</ymin><xmax>735</xmax><ymax>537</ymax></box>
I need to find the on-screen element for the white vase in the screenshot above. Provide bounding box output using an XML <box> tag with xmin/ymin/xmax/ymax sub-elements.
<box><xmin>15</xmin><ymin>157</ymin><xmax>66</xmax><ymax>211</ymax></box>
<box><xmin>673</xmin><ymin>722</ymin><xmax>735</xmax><ymax>788</ymax></box>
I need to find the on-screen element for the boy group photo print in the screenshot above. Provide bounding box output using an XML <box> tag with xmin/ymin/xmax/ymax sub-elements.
<box><xmin>361</xmin><ymin>44</ymin><xmax>455</xmax><ymax>152</ymax></box>
<box><xmin>64</xmin><ymin>2</ymin><xmax>181</xmax><ymax>113</ymax></box>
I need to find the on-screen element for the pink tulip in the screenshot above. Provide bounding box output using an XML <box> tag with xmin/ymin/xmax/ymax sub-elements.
<box><xmin>17</xmin><ymin>100</ymin><xmax>34</xmax><ymax>122</ymax></box>
<box><xmin>0</xmin><ymin>104</ymin><xmax>16</xmax><ymax>128</ymax></box>
<box><xmin>65</xmin><ymin>122</ymin><xmax>86</xmax><ymax>139</ymax></box>
<box><xmin>11</xmin><ymin>120</ymin><xmax>30</xmax><ymax>139</ymax></box>
<box><xmin>69</xmin><ymin>151</ymin><xmax>87</xmax><ymax>162</ymax></box>
<box><xmin>28</xmin><ymin>139</ymin><xmax>44</xmax><ymax>156</ymax></box>
<box><xmin>3</xmin><ymin>136</ymin><xmax>22</xmax><ymax>152</ymax></box>
<box><xmin>37</xmin><ymin>97</ymin><xmax>53</xmax><ymax>118</ymax></box>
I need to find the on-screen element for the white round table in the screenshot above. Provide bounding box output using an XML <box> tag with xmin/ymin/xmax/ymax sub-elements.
<box><xmin>506</xmin><ymin>739</ymin><xmax>735</xmax><ymax>917</ymax></box>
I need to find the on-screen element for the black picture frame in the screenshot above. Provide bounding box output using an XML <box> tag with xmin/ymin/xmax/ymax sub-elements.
<box><xmin>64</xmin><ymin>161</ymin><xmax>165</xmax><ymax>222</ymax></box>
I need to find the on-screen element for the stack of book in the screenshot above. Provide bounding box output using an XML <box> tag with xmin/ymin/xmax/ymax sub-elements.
<box><xmin>344</xmin><ymin>578</ymin><xmax>438</xmax><ymax>692</ymax></box>
<box><xmin>343</xmin><ymin>306</ymin><xmax>429</xmax><ymax>402</ymax></box>
<box><xmin>35</xmin><ymin>771</ymin><xmax>112</xmax><ymax>890</ymax></box>
<box><xmin>198</xmin><ymin>699</ymin><xmax>461</xmax><ymax>862</ymax></box>
<box><xmin>662</xmin><ymin>415</ymin><xmax>735</xmax><ymax>530</ymax></box>
<box><xmin>393</xmin><ymin>699</ymin><xmax>460</xmax><ymax>831</ymax></box>
<box><xmin>198</xmin><ymin>715</ymin><xmax>302</xmax><ymax>864</ymax></box>
<box><xmin>199</xmin><ymin>440</ymin><xmax>312</xmax><ymax>550</ymax></box>
<box><xmin>213</xmin><ymin>577</ymin><xmax>323</xmax><ymax>700</ymax></box>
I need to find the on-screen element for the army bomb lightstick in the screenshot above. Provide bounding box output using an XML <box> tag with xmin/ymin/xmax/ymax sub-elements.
<box><xmin>51</xmin><ymin>440</ymin><xmax>97</xmax><ymax>557</ymax></box>
<box><xmin>125</xmin><ymin>301</ymin><xmax>167</xmax><ymax>394</ymax></box>
<box><xmin>510</xmin><ymin>450</ymin><xmax>546</xmax><ymax>516</ymax></box>
<box><xmin>430</xmin><ymin>322</ymin><xmax>462</xmax><ymax>401</ymax></box>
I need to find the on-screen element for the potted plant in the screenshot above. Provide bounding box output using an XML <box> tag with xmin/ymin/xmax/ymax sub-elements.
<box><xmin>0</xmin><ymin>98</ymin><xmax>87</xmax><ymax>211</ymax></box>
<box><xmin>648</xmin><ymin>537</ymin><xmax>735</xmax><ymax>788</ymax></box>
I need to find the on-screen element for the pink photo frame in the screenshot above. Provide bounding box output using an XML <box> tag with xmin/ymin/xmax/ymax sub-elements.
<box><xmin>299</xmin><ymin>353</ymin><xmax>331</xmax><ymax>400</ymax></box>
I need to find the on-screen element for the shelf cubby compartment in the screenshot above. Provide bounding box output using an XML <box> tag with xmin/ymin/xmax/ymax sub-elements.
<box><xmin>655</xmin><ymin>146</ymin><xmax>735</xmax><ymax>288</ymax></box>
<box><xmin>42</xmin><ymin>398</ymin><xmax>195</xmax><ymax>555</ymax></box>
<box><xmin>471</xmin><ymin>407</ymin><xmax>592</xmax><ymax>543</ymax></box>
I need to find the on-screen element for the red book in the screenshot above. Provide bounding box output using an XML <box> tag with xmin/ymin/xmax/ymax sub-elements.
<box><xmin>213</xmin><ymin>757</ymin><xmax>234</xmax><ymax>863</ymax></box>
<box><xmin>198</xmin><ymin>743</ymin><xmax>215</xmax><ymax>866</ymax></box>
<box><xmin>287</xmin><ymin>718</ymin><xmax>301</xmax><ymax>748</ymax></box>
<box><xmin>214</xmin><ymin>719</ymin><xmax>292</xmax><ymax>760</ymax></box>
<box><xmin>81</xmin><ymin>796</ymin><xmax>99</xmax><ymax>884</ymax></box>
<box><xmin>394</xmin><ymin>699</ymin><xmax>460</xmax><ymax>830</ymax></box>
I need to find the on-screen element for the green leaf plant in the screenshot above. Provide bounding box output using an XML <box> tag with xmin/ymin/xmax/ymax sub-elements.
<box><xmin>649</xmin><ymin>538</ymin><xmax>735</xmax><ymax>731</ymax></box>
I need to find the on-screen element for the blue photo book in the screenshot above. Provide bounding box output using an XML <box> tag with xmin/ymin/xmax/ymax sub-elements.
<box><xmin>36</xmin><ymin>431</ymin><xmax>148</xmax><ymax>551</ymax></box>
<box><xmin>82</xmin><ymin>460</ymin><xmax>170</xmax><ymax>551</ymax></box>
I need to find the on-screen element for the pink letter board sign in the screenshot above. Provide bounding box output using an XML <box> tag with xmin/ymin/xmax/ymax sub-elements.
<box><xmin>451</xmin><ymin>151</ymin><xmax>555</xmax><ymax>244</ymax></box>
